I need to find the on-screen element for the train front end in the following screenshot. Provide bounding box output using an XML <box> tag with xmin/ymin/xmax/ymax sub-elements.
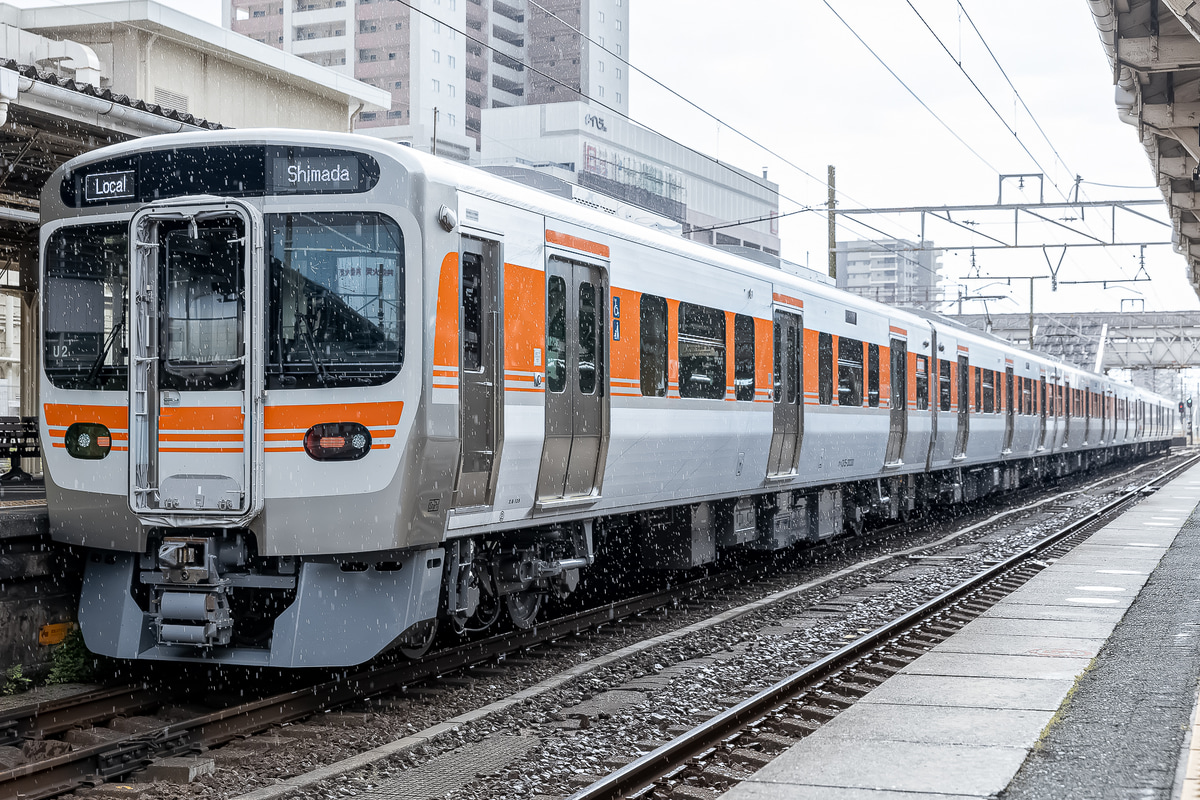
<box><xmin>39</xmin><ymin>131</ymin><xmax>445</xmax><ymax>667</ymax></box>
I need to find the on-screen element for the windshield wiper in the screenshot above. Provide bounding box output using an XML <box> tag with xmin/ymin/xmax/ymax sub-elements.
<box><xmin>84</xmin><ymin>319</ymin><xmax>125</xmax><ymax>388</ymax></box>
<box><xmin>298</xmin><ymin>314</ymin><xmax>329</xmax><ymax>384</ymax></box>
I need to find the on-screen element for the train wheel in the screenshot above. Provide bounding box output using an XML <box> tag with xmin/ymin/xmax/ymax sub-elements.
<box><xmin>398</xmin><ymin>618</ymin><xmax>439</xmax><ymax>659</ymax></box>
<box><xmin>506</xmin><ymin>591</ymin><xmax>542</xmax><ymax>629</ymax></box>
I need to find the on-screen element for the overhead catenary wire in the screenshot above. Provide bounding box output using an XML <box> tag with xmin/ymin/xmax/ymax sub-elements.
<box><xmin>908</xmin><ymin>1</ymin><xmax>1151</xmax><ymax>291</ymax></box>
<box><xmin>904</xmin><ymin>0</ymin><xmax>1063</xmax><ymax>199</ymax></box>
<box><xmin>31</xmin><ymin>0</ymin><xmax>961</xmax><ymax>263</ymax></box>
<box><xmin>499</xmin><ymin>3</ymin><xmax>944</xmax><ymax>275</ymax></box>
<box><xmin>820</xmin><ymin>0</ymin><xmax>1000</xmax><ymax>175</ymax></box>
<box><xmin>387</xmin><ymin>0</ymin><xmax>936</xmax><ymax>255</ymax></box>
<box><xmin>388</xmin><ymin>0</ymin><xmax>808</xmax><ymax>212</ymax></box>
<box><xmin>954</xmin><ymin>1</ymin><xmax>1078</xmax><ymax>186</ymax></box>
<box><xmin>521</xmin><ymin>0</ymin><xmax>936</xmax><ymax>243</ymax></box>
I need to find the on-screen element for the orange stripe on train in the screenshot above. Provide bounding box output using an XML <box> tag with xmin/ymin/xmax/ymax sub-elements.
<box><xmin>265</xmin><ymin>401</ymin><xmax>403</xmax><ymax>430</ymax></box>
<box><xmin>546</xmin><ymin>229</ymin><xmax>610</xmax><ymax>258</ymax></box>
<box><xmin>159</xmin><ymin>406</ymin><xmax>244</xmax><ymax>432</ymax></box>
<box><xmin>43</xmin><ymin>403</ymin><xmax>127</xmax><ymax>431</ymax></box>
<box><xmin>772</xmin><ymin>292</ymin><xmax>804</xmax><ymax>309</ymax></box>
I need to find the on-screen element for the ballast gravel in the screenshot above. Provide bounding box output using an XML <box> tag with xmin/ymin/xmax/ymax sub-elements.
<box><xmin>71</xmin><ymin>458</ymin><xmax>1182</xmax><ymax>800</ymax></box>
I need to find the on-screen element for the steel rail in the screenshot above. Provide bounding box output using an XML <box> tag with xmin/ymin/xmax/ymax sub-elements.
<box><xmin>567</xmin><ymin>453</ymin><xmax>1200</xmax><ymax>800</ymax></box>
<box><xmin>0</xmin><ymin>568</ymin><xmax>743</xmax><ymax>800</ymax></box>
<box><xmin>0</xmin><ymin>686</ymin><xmax>164</xmax><ymax>746</ymax></box>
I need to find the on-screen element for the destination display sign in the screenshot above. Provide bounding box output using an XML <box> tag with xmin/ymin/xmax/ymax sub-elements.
<box><xmin>268</xmin><ymin>154</ymin><xmax>360</xmax><ymax>194</ymax></box>
<box><xmin>84</xmin><ymin>170</ymin><xmax>136</xmax><ymax>203</ymax></box>
<box><xmin>65</xmin><ymin>146</ymin><xmax>380</xmax><ymax>207</ymax></box>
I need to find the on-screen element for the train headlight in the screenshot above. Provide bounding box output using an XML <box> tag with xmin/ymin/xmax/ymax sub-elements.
<box><xmin>65</xmin><ymin>422</ymin><xmax>112</xmax><ymax>459</ymax></box>
<box><xmin>304</xmin><ymin>422</ymin><xmax>372</xmax><ymax>461</ymax></box>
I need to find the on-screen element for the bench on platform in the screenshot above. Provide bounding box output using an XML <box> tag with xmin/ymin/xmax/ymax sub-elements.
<box><xmin>0</xmin><ymin>416</ymin><xmax>39</xmax><ymax>481</ymax></box>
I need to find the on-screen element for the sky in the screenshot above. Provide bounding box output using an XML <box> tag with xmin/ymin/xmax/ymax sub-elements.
<box><xmin>11</xmin><ymin>0</ymin><xmax>1197</xmax><ymax>316</ymax></box>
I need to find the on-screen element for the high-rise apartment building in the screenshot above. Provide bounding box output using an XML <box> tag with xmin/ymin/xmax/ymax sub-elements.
<box><xmin>835</xmin><ymin>239</ymin><xmax>942</xmax><ymax>310</ymax></box>
<box><xmin>227</xmin><ymin>0</ymin><xmax>629</xmax><ymax>160</ymax></box>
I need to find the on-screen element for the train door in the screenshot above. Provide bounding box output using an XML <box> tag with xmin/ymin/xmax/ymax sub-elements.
<box><xmin>767</xmin><ymin>310</ymin><xmax>803</xmax><ymax>477</ymax></box>
<box><xmin>536</xmin><ymin>256</ymin><xmax>609</xmax><ymax>504</ymax></box>
<box><xmin>954</xmin><ymin>354</ymin><xmax>969</xmax><ymax>459</ymax></box>
<box><xmin>127</xmin><ymin>201</ymin><xmax>263</xmax><ymax>522</ymax></box>
<box><xmin>1038</xmin><ymin>376</ymin><xmax>1048</xmax><ymax>449</ymax></box>
<box><xmin>1002</xmin><ymin>366</ymin><xmax>1015</xmax><ymax>452</ymax></box>
<box><xmin>455</xmin><ymin>236</ymin><xmax>503</xmax><ymax>508</ymax></box>
<box><xmin>924</xmin><ymin>327</ymin><xmax>938</xmax><ymax>471</ymax></box>
<box><xmin>1064</xmin><ymin>381</ymin><xmax>1072</xmax><ymax>443</ymax></box>
<box><xmin>1099</xmin><ymin>390</ymin><xmax>1107</xmax><ymax>443</ymax></box>
<box><xmin>884</xmin><ymin>337</ymin><xmax>907</xmax><ymax>465</ymax></box>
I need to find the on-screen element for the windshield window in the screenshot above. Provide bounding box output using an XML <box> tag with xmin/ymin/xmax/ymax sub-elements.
<box><xmin>43</xmin><ymin>223</ymin><xmax>129</xmax><ymax>390</ymax></box>
<box><xmin>267</xmin><ymin>212</ymin><xmax>404</xmax><ymax>388</ymax></box>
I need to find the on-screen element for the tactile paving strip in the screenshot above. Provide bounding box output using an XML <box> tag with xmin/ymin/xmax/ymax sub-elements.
<box><xmin>0</xmin><ymin>498</ymin><xmax>45</xmax><ymax>507</ymax></box>
<box><xmin>356</xmin><ymin>735</ymin><xmax>539</xmax><ymax>799</ymax></box>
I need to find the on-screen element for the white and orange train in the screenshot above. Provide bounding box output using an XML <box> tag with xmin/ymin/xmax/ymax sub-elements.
<box><xmin>37</xmin><ymin>130</ymin><xmax>1174</xmax><ymax>667</ymax></box>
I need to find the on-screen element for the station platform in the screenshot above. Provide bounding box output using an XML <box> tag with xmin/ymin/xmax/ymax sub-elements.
<box><xmin>721</xmin><ymin>462</ymin><xmax>1200</xmax><ymax>800</ymax></box>
<box><xmin>0</xmin><ymin>478</ymin><xmax>47</xmax><ymax>540</ymax></box>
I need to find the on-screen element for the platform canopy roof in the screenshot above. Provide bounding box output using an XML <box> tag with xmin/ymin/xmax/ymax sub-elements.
<box><xmin>1089</xmin><ymin>0</ymin><xmax>1200</xmax><ymax>303</ymax></box>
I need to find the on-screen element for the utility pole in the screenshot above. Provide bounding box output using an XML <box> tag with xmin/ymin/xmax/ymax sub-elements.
<box><xmin>1028</xmin><ymin>277</ymin><xmax>1034</xmax><ymax>348</ymax></box>
<box><xmin>432</xmin><ymin>107</ymin><xmax>439</xmax><ymax>156</ymax></box>
<box><xmin>827</xmin><ymin>165</ymin><xmax>837</xmax><ymax>281</ymax></box>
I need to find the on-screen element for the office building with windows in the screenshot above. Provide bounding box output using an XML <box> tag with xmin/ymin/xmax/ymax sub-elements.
<box><xmin>481</xmin><ymin>101</ymin><xmax>781</xmax><ymax>255</ymax></box>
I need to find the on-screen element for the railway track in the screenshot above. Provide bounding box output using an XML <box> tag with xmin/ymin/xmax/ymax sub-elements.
<box><xmin>566</xmin><ymin>452</ymin><xmax>1200</xmax><ymax>800</ymax></box>
<box><xmin>0</xmin><ymin>569</ymin><xmax>747</xmax><ymax>799</ymax></box>
<box><xmin>1</xmin><ymin>452</ymin><xmax>1187</xmax><ymax>800</ymax></box>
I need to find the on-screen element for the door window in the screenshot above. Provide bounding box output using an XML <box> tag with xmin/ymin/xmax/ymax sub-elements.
<box><xmin>461</xmin><ymin>251</ymin><xmax>482</xmax><ymax>372</ymax></box>
<box><xmin>578</xmin><ymin>281</ymin><xmax>597</xmax><ymax>395</ymax></box>
<box><xmin>546</xmin><ymin>274</ymin><xmax>567</xmax><ymax>393</ymax></box>
<box><xmin>162</xmin><ymin>224</ymin><xmax>244</xmax><ymax>391</ymax></box>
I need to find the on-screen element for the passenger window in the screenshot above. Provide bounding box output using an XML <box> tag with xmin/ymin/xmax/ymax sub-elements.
<box><xmin>838</xmin><ymin>337</ymin><xmax>863</xmax><ymax>407</ymax></box>
<box><xmin>639</xmin><ymin>294</ymin><xmax>668</xmax><ymax>397</ymax></box>
<box><xmin>867</xmin><ymin>343</ymin><xmax>880</xmax><ymax>407</ymax></box>
<box><xmin>915</xmin><ymin>355</ymin><xmax>929</xmax><ymax>411</ymax></box>
<box><xmin>982</xmin><ymin>369</ymin><xmax>994</xmax><ymax>413</ymax></box>
<box><xmin>734</xmin><ymin>313</ymin><xmax>755</xmax><ymax>402</ymax></box>
<box><xmin>939</xmin><ymin>359</ymin><xmax>952</xmax><ymax>411</ymax></box>
<box><xmin>546</xmin><ymin>275</ymin><xmax>566</xmax><ymax>393</ymax></box>
<box><xmin>578</xmin><ymin>282</ymin><xmax>597</xmax><ymax>395</ymax></box>
<box><xmin>678</xmin><ymin>302</ymin><xmax>725</xmax><ymax>399</ymax></box>
<box><xmin>818</xmin><ymin>332</ymin><xmax>834</xmax><ymax>405</ymax></box>
<box><xmin>974</xmin><ymin>368</ymin><xmax>982</xmax><ymax>412</ymax></box>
